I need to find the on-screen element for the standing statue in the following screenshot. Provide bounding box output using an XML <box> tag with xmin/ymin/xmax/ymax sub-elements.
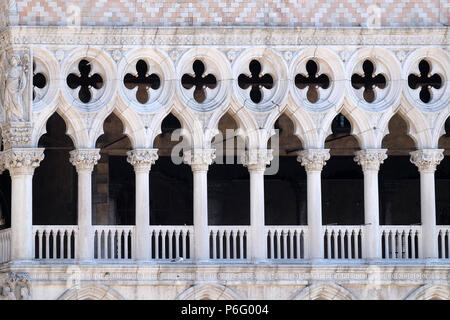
<box><xmin>3</xmin><ymin>54</ymin><xmax>28</xmax><ymax>122</ymax></box>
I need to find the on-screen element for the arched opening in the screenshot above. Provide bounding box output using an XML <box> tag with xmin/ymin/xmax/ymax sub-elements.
<box><xmin>151</xmin><ymin>113</ymin><xmax>193</xmax><ymax>225</ymax></box>
<box><xmin>380</xmin><ymin>113</ymin><xmax>419</xmax><ymax>225</ymax></box>
<box><xmin>33</xmin><ymin>112</ymin><xmax>77</xmax><ymax>225</ymax></box>
<box><xmin>322</xmin><ymin>113</ymin><xmax>363</xmax><ymax>225</ymax></box>
<box><xmin>437</xmin><ymin>117</ymin><xmax>450</xmax><ymax>225</ymax></box>
<box><xmin>94</xmin><ymin>113</ymin><xmax>134</xmax><ymax>225</ymax></box>
<box><xmin>208</xmin><ymin>112</ymin><xmax>249</xmax><ymax>225</ymax></box>
<box><xmin>265</xmin><ymin>113</ymin><xmax>305</xmax><ymax>225</ymax></box>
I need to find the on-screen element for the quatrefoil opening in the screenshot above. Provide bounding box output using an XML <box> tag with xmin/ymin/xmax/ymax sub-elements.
<box><xmin>66</xmin><ymin>59</ymin><xmax>104</xmax><ymax>104</ymax></box>
<box><xmin>351</xmin><ymin>60</ymin><xmax>386</xmax><ymax>103</ymax></box>
<box><xmin>238</xmin><ymin>60</ymin><xmax>274</xmax><ymax>104</ymax></box>
<box><xmin>33</xmin><ymin>61</ymin><xmax>47</xmax><ymax>102</ymax></box>
<box><xmin>124</xmin><ymin>59</ymin><xmax>161</xmax><ymax>104</ymax></box>
<box><xmin>408</xmin><ymin>59</ymin><xmax>442</xmax><ymax>104</ymax></box>
<box><xmin>181</xmin><ymin>60</ymin><xmax>217</xmax><ymax>103</ymax></box>
<box><xmin>295</xmin><ymin>60</ymin><xmax>330</xmax><ymax>103</ymax></box>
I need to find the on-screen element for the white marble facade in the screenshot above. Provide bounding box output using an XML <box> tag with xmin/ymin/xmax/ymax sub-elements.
<box><xmin>0</xmin><ymin>26</ymin><xmax>449</xmax><ymax>300</ymax></box>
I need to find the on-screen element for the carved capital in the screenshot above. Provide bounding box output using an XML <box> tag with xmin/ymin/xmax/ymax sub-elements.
<box><xmin>69</xmin><ymin>149</ymin><xmax>101</xmax><ymax>173</ymax></box>
<box><xmin>410</xmin><ymin>149</ymin><xmax>444</xmax><ymax>173</ymax></box>
<box><xmin>1</xmin><ymin>123</ymin><xmax>32</xmax><ymax>149</ymax></box>
<box><xmin>297</xmin><ymin>149</ymin><xmax>330</xmax><ymax>172</ymax></box>
<box><xmin>0</xmin><ymin>272</ymin><xmax>31</xmax><ymax>300</ymax></box>
<box><xmin>354</xmin><ymin>149</ymin><xmax>387</xmax><ymax>172</ymax></box>
<box><xmin>242</xmin><ymin>149</ymin><xmax>273</xmax><ymax>172</ymax></box>
<box><xmin>126</xmin><ymin>149</ymin><xmax>159</xmax><ymax>172</ymax></box>
<box><xmin>184</xmin><ymin>149</ymin><xmax>216</xmax><ymax>172</ymax></box>
<box><xmin>1</xmin><ymin>148</ymin><xmax>44</xmax><ymax>176</ymax></box>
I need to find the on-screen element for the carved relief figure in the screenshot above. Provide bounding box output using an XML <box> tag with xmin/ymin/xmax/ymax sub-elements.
<box><xmin>3</xmin><ymin>54</ymin><xmax>28</xmax><ymax>122</ymax></box>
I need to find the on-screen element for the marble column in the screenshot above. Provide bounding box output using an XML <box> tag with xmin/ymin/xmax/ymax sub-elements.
<box><xmin>354</xmin><ymin>149</ymin><xmax>387</xmax><ymax>260</ymax></box>
<box><xmin>69</xmin><ymin>149</ymin><xmax>101</xmax><ymax>261</ymax></box>
<box><xmin>410</xmin><ymin>149</ymin><xmax>444</xmax><ymax>259</ymax></box>
<box><xmin>1</xmin><ymin>148</ymin><xmax>44</xmax><ymax>261</ymax></box>
<box><xmin>184</xmin><ymin>149</ymin><xmax>216</xmax><ymax>261</ymax></box>
<box><xmin>242</xmin><ymin>149</ymin><xmax>273</xmax><ymax>262</ymax></box>
<box><xmin>127</xmin><ymin>149</ymin><xmax>159</xmax><ymax>261</ymax></box>
<box><xmin>297</xmin><ymin>149</ymin><xmax>330</xmax><ymax>260</ymax></box>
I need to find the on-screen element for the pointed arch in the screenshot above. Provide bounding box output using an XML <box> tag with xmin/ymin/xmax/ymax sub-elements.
<box><xmin>176</xmin><ymin>283</ymin><xmax>242</xmax><ymax>300</ymax></box>
<box><xmin>291</xmin><ymin>283</ymin><xmax>357</xmax><ymax>300</ymax></box>
<box><xmin>406</xmin><ymin>284</ymin><xmax>450</xmax><ymax>300</ymax></box>
<box><xmin>58</xmin><ymin>285</ymin><xmax>125</xmax><ymax>300</ymax></box>
<box><xmin>283</xmin><ymin>101</ymin><xmax>318</xmax><ymax>148</ymax></box>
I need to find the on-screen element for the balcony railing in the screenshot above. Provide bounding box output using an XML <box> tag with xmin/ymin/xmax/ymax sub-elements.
<box><xmin>266</xmin><ymin>226</ymin><xmax>307</xmax><ymax>260</ymax></box>
<box><xmin>323</xmin><ymin>226</ymin><xmax>363</xmax><ymax>259</ymax></box>
<box><xmin>1</xmin><ymin>225</ymin><xmax>449</xmax><ymax>264</ymax></box>
<box><xmin>380</xmin><ymin>225</ymin><xmax>421</xmax><ymax>259</ymax></box>
<box><xmin>33</xmin><ymin>226</ymin><xmax>78</xmax><ymax>260</ymax></box>
<box><xmin>209</xmin><ymin>226</ymin><xmax>248</xmax><ymax>260</ymax></box>
<box><xmin>0</xmin><ymin>228</ymin><xmax>11</xmax><ymax>263</ymax></box>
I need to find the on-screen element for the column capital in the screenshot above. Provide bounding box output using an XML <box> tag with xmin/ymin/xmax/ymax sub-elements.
<box><xmin>297</xmin><ymin>149</ymin><xmax>330</xmax><ymax>172</ymax></box>
<box><xmin>184</xmin><ymin>148</ymin><xmax>216</xmax><ymax>172</ymax></box>
<box><xmin>354</xmin><ymin>149</ymin><xmax>387</xmax><ymax>172</ymax></box>
<box><xmin>1</xmin><ymin>148</ymin><xmax>44</xmax><ymax>176</ymax></box>
<box><xmin>126</xmin><ymin>149</ymin><xmax>159</xmax><ymax>172</ymax></box>
<box><xmin>1</xmin><ymin>123</ymin><xmax>33</xmax><ymax>150</ymax></box>
<box><xmin>69</xmin><ymin>149</ymin><xmax>101</xmax><ymax>173</ymax></box>
<box><xmin>242</xmin><ymin>149</ymin><xmax>273</xmax><ymax>172</ymax></box>
<box><xmin>410</xmin><ymin>149</ymin><xmax>444</xmax><ymax>173</ymax></box>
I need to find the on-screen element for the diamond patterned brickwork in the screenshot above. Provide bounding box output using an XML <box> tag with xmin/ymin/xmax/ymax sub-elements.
<box><xmin>13</xmin><ymin>0</ymin><xmax>449</xmax><ymax>27</ymax></box>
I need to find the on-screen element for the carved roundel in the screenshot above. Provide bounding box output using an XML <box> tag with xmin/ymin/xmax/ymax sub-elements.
<box><xmin>403</xmin><ymin>48</ymin><xmax>449</xmax><ymax>112</ymax></box>
<box><xmin>118</xmin><ymin>48</ymin><xmax>175</xmax><ymax>112</ymax></box>
<box><xmin>290</xmin><ymin>48</ymin><xmax>345</xmax><ymax>112</ymax></box>
<box><xmin>62</xmin><ymin>48</ymin><xmax>116</xmax><ymax>112</ymax></box>
<box><xmin>233</xmin><ymin>47</ymin><xmax>288</xmax><ymax>112</ymax></box>
<box><xmin>32</xmin><ymin>47</ymin><xmax>59</xmax><ymax>112</ymax></box>
<box><xmin>346</xmin><ymin>48</ymin><xmax>402</xmax><ymax>112</ymax></box>
<box><xmin>176</xmin><ymin>48</ymin><xmax>231</xmax><ymax>112</ymax></box>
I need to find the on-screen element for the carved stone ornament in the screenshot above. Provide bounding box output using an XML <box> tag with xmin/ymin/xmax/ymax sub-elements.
<box><xmin>0</xmin><ymin>122</ymin><xmax>33</xmax><ymax>149</ymax></box>
<box><xmin>242</xmin><ymin>149</ymin><xmax>274</xmax><ymax>171</ymax></box>
<box><xmin>410</xmin><ymin>149</ymin><xmax>444</xmax><ymax>173</ymax></box>
<box><xmin>183</xmin><ymin>149</ymin><xmax>216</xmax><ymax>171</ymax></box>
<box><xmin>297</xmin><ymin>149</ymin><xmax>330</xmax><ymax>172</ymax></box>
<box><xmin>1</xmin><ymin>53</ymin><xmax>30</xmax><ymax>122</ymax></box>
<box><xmin>126</xmin><ymin>149</ymin><xmax>159</xmax><ymax>172</ymax></box>
<box><xmin>0</xmin><ymin>272</ymin><xmax>32</xmax><ymax>300</ymax></box>
<box><xmin>354</xmin><ymin>149</ymin><xmax>388</xmax><ymax>172</ymax></box>
<box><xmin>69</xmin><ymin>149</ymin><xmax>101</xmax><ymax>172</ymax></box>
<box><xmin>1</xmin><ymin>148</ymin><xmax>44</xmax><ymax>175</ymax></box>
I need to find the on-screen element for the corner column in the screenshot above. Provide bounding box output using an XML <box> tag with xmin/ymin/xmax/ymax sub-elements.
<box><xmin>243</xmin><ymin>149</ymin><xmax>273</xmax><ymax>262</ymax></box>
<box><xmin>127</xmin><ymin>149</ymin><xmax>159</xmax><ymax>261</ymax></box>
<box><xmin>184</xmin><ymin>149</ymin><xmax>216</xmax><ymax>261</ymax></box>
<box><xmin>410</xmin><ymin>149</ymin><xmax>444</xmax><ymax>259</ymax></box>
<box><xmin>2</xmin><ymin>148</ymin><xmax>44</xmax><ymax>261</ymax></box>
<box><xmin>69</xmin><ymin>149</ymin><xmax>101</xmax><ymax>262</ymax></box>
<box><xmin>297</xmin><ymin>149</ymin><xmax>330</xmax><ymax>260</ymax></box>
<box><xmin>354</xmin><ymin>149</ymin><xmax>387</xmax><ymax>260</ymax></box>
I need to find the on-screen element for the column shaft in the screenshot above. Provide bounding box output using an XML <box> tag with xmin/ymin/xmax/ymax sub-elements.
<box><xmin>77</xmin><ymin>169</ymin><xmax>93</xmax><ymax>261</ymax></box>
<box><xmin>193</xmin><ymin>169</ymin><xmax>209</xmax><ymax>261</ymax></box>
<box><xmin>249</xmin><ymin>168</ymin><xmax>266</xmax><ymax>261</ymax></box>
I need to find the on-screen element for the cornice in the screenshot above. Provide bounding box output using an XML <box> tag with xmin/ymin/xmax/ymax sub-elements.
<box><xmin>1</xmin><ymin>26</ymin><xmax>448</xmax><ymax>47</ymax></box>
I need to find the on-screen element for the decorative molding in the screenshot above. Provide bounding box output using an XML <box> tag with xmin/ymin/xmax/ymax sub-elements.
<box><xmin>69</xmin><ymin>148</ymin><xmax>101</xmax><ymax>172</ymax></box>
<box><xmin>354</xmin><ymin>149</ymin><xmax>388</xmax><ymax>172</ymax></box>
<box><xmin>410</xmin><ymin>149</ymin><xmax>444</xmax><ymax>173</ymax></box>
<box><xmin>126</xmin><ymin>149</ymin><xmax>159</xmax><ymax>172</ymax></box>
<box><xmin>297</xmin><ymin>149</ymin><xmax>330</xmax><ymax>172</ymax></box>
<box><xmin>0</xmin><ymin>272</ymin><xmax>31</xmax><ymax>300</ymax></box>
<box><xmin>3</xmin><ymin>27</ymin><xmax>449</xmax><ymax>47</ymax></box>
<box><xmin>1</xmin><ymin>122</ymin><xmax>32</xmax><ymax>149</ymax></box>
<box><xmin>242</xmin><ymin>149</ymin><xmax>273</xmax><ymax>171</ymax></box>
<box><xmin>183</xmin><ymin>148</ymin><xmax>216</xmax><ymax>171</ymax></box>
<box><xmin>1</xmin><ymin>148</ymin><xmax>44</xmax><ymax>175</ymax></box>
